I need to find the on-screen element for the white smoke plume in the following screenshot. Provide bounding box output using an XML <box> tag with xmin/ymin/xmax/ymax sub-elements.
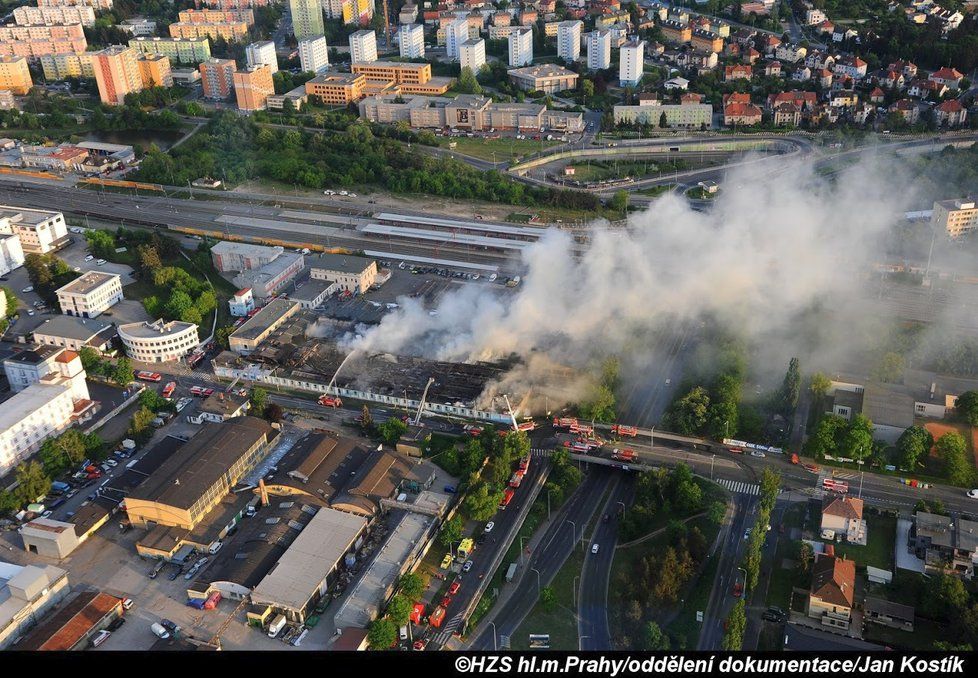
<box><xmin>346</xmin><ymin>152</ymin><xmax>927</xmax><ymax>413</ymax></box>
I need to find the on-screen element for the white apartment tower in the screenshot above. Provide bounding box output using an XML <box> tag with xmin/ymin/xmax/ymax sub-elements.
<box><xmin>245</xmin><ymin>40</ymin><xmax>278</xmax><ymax>74</ymax></box>
<box><xmin>460</xmin><ymin>38</ymin><xmax>486</xmax><ymax>74</ymax></box>
<box><xmin>399</xmin><ymin>23</ymin><xmax>425</xmax><ymax>59</ymax></box>
<box><xmin>298</xmin><ymin>35</ymin><xmax>329</xmax><ymax>74</ymax></box>
<box><xmin>557</xmin><ymin>20</ymin><xmax>582</xmax><ymax>63</ymax></box>
<box><xmin>587</xmin><ymin>30</ymin><xmax>612</xmax><ymax>70</ymax></box>
<box><xmin>509</xmin><ymin>27</ymin><xmax>533</xmax><ymax>67</ymax></box>
<box><xmin>349</xmin><ymin>29</ymin><xmax>378</xmax><ymax>63</ymax></box>
<box><xmin>619</xmin><ymin>39</ymin><xmax>645</xmax><ymax>87</ymax></box>
<box><xmin>445</xmin><ymin>17</ymin><xmax>469</xmax><ymax>61</ymax></box>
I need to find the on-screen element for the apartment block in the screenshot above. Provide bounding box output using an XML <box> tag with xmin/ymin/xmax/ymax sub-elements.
<box><xmin>40</xmin><ymin>53</ymin><xmax>94</xmax><ymax>80</ymax></box>
<box><xmin>169</xmin><ymin>20</ymin><xmax>249</xmax><ymax>41</ymax></box>
<box><xmin>233</xmin><ymin>64</ymin><xmax>274</xmax><ymax>111</ymax></box>
<box><xmin>619</xmin><ymin>39</ymin><xmax>645</xmax><ymax>87</ymax></box>
<box><xmin>445</xmin><ymin>17</ymin><xmax>469</xmax><ymax>61</ymax></box>
<box><xmin>0</xmin><ymin>351</ymin><xmax>94</xmax><ymax>478</ymax></box>
<box><xmin>932</xmin><ymin>198</ymin><xmax>978</xmax><ymax>238</ymax></box>
<box><xmin>178</xmin><ymin>8</ymin><xmax>255</xmax><ymax>25</ymax></box>
<box><xmin>0</xmin><ymin>24</ymin><xmax>87</xmax><ymax>60</ymax></box>
<box><xmin>245</xmin><ymin>40</ymin><xmax>278</xmax><ymax>74</ymax></box>
<box><xmin>349</xmin><ymin>62</ymin><xmax>453</xmax><ymax>96</ymax></box>
<box><xmin>0</xmin><ymin>57</ymin><xmax>33</xmax><ymax>96</ymax></box>
<box><xmin>460</xmin><ymin>39</ymin><xmax>486</xmax><ymax>74</ymax></box>
<box><xmin>290</xmin><ymin>0</ymin><xmax>325</xmax><ymax>41</ymax></box>
<box><xmin>509</xmin><ymin>27</ymin><xmax>533</xmax><ymax>67</ymax></box>
<box><xmin>349</xmin><ymin>30</ymin><xmax>378</xmax><ymax>63</ymax></box>
<box><xmin>0</xmin><ymin>205</ymin><xmax>69</xmax><ymax>254</ymax></box>
<box><xmin>399</xmin><ymin>23</ymin><xmax>425</xmax><ymax>59</ymax></box>
<box><xmin>587</xmin><ymin>30</ymin><xmax>611</xmax><ymax>70</ymax></box>
<box><xmin>200</xmin><ymin>58</ymin><xmax>237</xmax><ymax>100</ymax></box>
<box><xmin>557</xmin><ymin>20</ymin><xmax>582</xmax><ymax>63</ymax></box>
<box><xmin>136</xmin><ymin>53</ymin><xmax>173</xmax><ymax>88</ymax></box>
<box><xmin>37</xmin><ymin>0</ymin><xmax>113</xmax><ymax>8</ymax></box>
<box><xmin>129</xmin><ymin>37</ymin><xmax>212</xmax><ymax>64</ymax></box>
<box><xmin>56</xmin><ymin>271</ymin><xmax>123</xmax><ymax>318</ymax></box>
<box><xmin>12</xmin><ymin>5</ymin><xmax>96</xmax><ymax>26</ymax></box>
<box><xmin>298</xmin><ymin>36</ymin><xmax>330</xmax><ymax>74</ymax></box>
<box><xmin>613</xmin><ymin>101</ymin><xmax>713</xmax><ymax>129</ymax></box>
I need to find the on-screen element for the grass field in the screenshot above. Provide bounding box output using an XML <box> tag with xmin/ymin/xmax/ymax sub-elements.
<box><xmin>439</xmin><ymin>136</ymin><xmax>560</xmax><ymax>163</ymax></box>
<box><xmin>830</xmin><ymin>512</ymin><xmax>897</xmax><ymax>571</ymax></box>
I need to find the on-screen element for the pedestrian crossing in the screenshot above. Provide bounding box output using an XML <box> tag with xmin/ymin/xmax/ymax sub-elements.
<box><xmin>716</xmin><ymin>478</ymin><xmax>761</xmax><ymax>496</ymax></box>
<box><xmin>431</xmin><ymin>611</ymin><xmax>464</xmax><ymax>645</ymax></box>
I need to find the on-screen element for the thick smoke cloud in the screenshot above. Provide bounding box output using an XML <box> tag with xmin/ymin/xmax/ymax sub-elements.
<box><xmin>347</xmin><ymin>153</ymin><xmax>923</xmax><ymax>410</ymax></box>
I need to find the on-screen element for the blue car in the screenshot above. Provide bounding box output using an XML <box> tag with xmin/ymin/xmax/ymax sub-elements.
<box><xmin>443</xmin><ymin>485</ymin><xmax>457</xmax><ymax>494</ymax></box>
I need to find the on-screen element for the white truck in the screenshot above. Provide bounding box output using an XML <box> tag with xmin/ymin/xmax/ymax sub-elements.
<box><xmin>267</xmin><ymin>614</ymin><xmax>287</xmax><ymax>639</ymax></box>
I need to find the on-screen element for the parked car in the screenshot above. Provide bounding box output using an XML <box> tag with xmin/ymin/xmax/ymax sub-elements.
<box><xmin>122</xmin><ymin>597</ymin><xmax>134</xmax><ymax>610</ymax></box>
<box><xmin>484</xmin><ymin>521</ymin><xmax>494</xmax><ymax>533</ymax></box>
<box><xmin>106</xmin><ymin>617</ymin><xmax>126</xmax><ymax>632</ymax></box>
<box><xmin>91</xmin><ymin>630</ymin><xmax>112</xmax><ymax>647</ymax></box>
<box><xmin>96</xmin><ymin>259</ymin><xmax>107</xmax><ymax>266</ymax></box>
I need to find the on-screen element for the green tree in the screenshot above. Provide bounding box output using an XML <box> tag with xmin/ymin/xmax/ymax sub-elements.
<box><xmin>502</xmin><ymin>430</ymin><xmax>530</xmax><ymax>465</ymax></box>
<box><xmin>955</xmin><ymin>391</ymin><xmax>978</xmax><ymax>426</ymax></box>
<box><xmin>137</xmin><ymin>244</ymin><xmax>163</xmax><ymax>272</ymax></box>
<box><xmin>924</xmin><ymin>573</ymin><xmax>968</xmax><ymax>620</ymax></box>
<box><xmin>439</xmin><ymin>515</ymin><xmax>463</xmax><ymax>548</ymax></box>
<box><xmin>643</xmin><ymin>620</ymin><xmax>669</xmax><ymax>650</ymax></box>
<box><xmin>804</xmin><ymin>414</ymin><xmax>847</xmax><ymax>459</ymax></box>
<box><xmin>78</xmin><ymin>346</ymin><xmax>103</xmax><ymax>374</ymax></box>
<box><xmin>367</xmin><ymin>618</ymin><xmax>398</xmax><ymax>649</ymax></box>
<box><xmin>14</xmin><ymin>461</ymin><xmax>51</xmax><ymax>506</ymax></box>
<box><xmin>707</xmin><ymin>499</ymin><xmax>727</xmax><ymax>525</ymax></box>
<box><xmin>581</xmin><ymin>78</ymin><xmax>594</xmax><ymax>101</ymax></box>
<box><xmin>138</xmin><ymin>388</ymin><xmax>168</xmax><ymax>413</ymax></box>
<box><xmin>759</xmin><ymin>468</ymin><xmax>781</xmax><ymax>513</ymax></box>
<box><xmin>809</xmin><ymin>372</ymin><xmax>832</xmax><ymax>398</ymax></box>
<box><xmin>360</xmin><ymin>405</ymin><xmax>373</xmax><ymax>430</ymax></box>
<box><xmin>462</xmin><ymin>482</ymin><xmax>503</xmax><ymax>521</ymax></box>
<box><xmin>378</xmin><ymin>417</ymin><xmax>408</xmax><ymax>445</ymax></box>
<box><xmin>249</xmin><ymin>387</ymin><xmax>268</xmax><ymax>417</ymax></box>
<box><xmin>873</xmin><ymin>351</ymin><xmax>906</xmax><ymax>383</ymax></box>
<box><xmin>935</xmin><ymin>432</ymin><xmax>972</xmax><ymax>485</ymax></box>
<box><xmin>398</xmin><ymin>573</ymin><xmax>425</xmax><ymax>602</ymax></box>
<box><xmin>777</xmin><ymin>357</ymin><xmax>801</xmax><ymax>415</ymax></box>
<box><xmin>113</xmin><ymin>357</ymin><xmax>134</xmax><ymax>386</ymax></box>
<box><xmin>386</xmin><ymin>594</ymin><xmax>413</xmax><ymax>627</ymax></box>
<box><xmin>667</xmin><ymin>386</ymin><xmax>711</xmax><ymax>435</ymax></box>
<box><xmin>609</xmin><ymin>190</ymin><xmax>629</xmax><ymax>213</ymax></box>
<box><xmin>456</xmin><ymin>66</ymin><xmax>483</xmax><ymax>94</ymax></box>
<box><xmin>129</xmin><ymin>406</ymin><xmax>157</xmax><ymax>443</ymax></box>
<box><xmin>721</xmin><ymin>600</ymin><xmax>746</xmax><ymax>650</ymax></box>
<box><xmin>540</xmin><ymin>586</ymin><xmax>556</xmax><ymax>611</ymax></box>
<box><xmin>896</xmin><ymin>425</ymin><xmax>934</xmax><ymax>471</ymax></box>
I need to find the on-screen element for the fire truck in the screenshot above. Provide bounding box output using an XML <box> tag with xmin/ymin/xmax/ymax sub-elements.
<box><xmin>499</xmin><ymin>488</ymin><xmax>515</xmax><ymax>508</ymax></box>
<box><xmin>516</xmin><ymin>421</ymin><xmax>536</xmax><ymax>432</ymax></box>
<box><xmin>611</xmin><ymin>448</ymin><xmax>637</xmax><ymax>462</ymax></box>
<box><xmin>189</xmin><ymin>386</ymin><xmax>214</xmax><ymax>397</ymax></box>
<box><xmin>136</xmin><ymin>371</ymin><xmax>162</xmax><ymax>383</ymax></box>
<box><xmin>552</xmin><ymin>417</ymin><xmax>578</xmax><ymax>429</ymax></box>
<box><xmin>318</xmin><ymin>395</ymin><xmax>343</xmax><ymax>408</ymax></box>
<box><xmin>822</xmin><ymin>478</ymin><xmax>849</xmax><ymax>494</ymax></box>
<box><xmin>161</xmin><ymin>382</ymin><xmax>176</xmax><ymax>399</ymax></box>
<box><xmin>509</xmin><ymin>471</ymin><xmax>524</xmax><ymax>488</ymax></box>
<box><xmin>611</xmin><ymin>424</ymin><xmax>638</xmax><ymax>437</ymax></box>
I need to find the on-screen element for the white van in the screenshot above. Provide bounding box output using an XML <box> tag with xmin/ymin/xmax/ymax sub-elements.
<box><xmin>150</xmin><ymin>622</ymin><xmax>171</xmax><ymax>639</ymax></box>
<box><xmin>399</xmin><ymin>625</ymin><xmax>408</xmax><ymax>641</ymax></box>
<box><xmin>267</xmin><ymin>614</ymin><xmax>287</xmax><ymax>639</ymax></box>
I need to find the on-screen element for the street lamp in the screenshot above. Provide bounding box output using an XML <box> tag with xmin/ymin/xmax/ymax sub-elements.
<box><xmin>710</xmin><ymin>454</ymin><xmax>716</xmax><ymax>480</ymax></box>
<box><xmin>565</xmin><ymin>520</ymin><xmax>577</xmax><ymax>549</ymax></box>
<box><xmin>579</xmin><ymin>635</ymin><xmax>590</xmax><ymax>651</ymax></box>
<box><xmin>573</xmin><ymin>575</ymin><xmax>580</xmax><ymax>608</ymax></box>
<box><xmin>531</xmin><ymin>567</ymin><xmax>542</xmax><ymax>593</ymax></box>
<box><xmin>488</xmin><ymin>621</ymin><xmax>498</xmax><ymax>651</ymax></box>
<box><xmin>737</xmin><ymin>566</ymin><xmax>748</xmax><ymax>599</ymax></box>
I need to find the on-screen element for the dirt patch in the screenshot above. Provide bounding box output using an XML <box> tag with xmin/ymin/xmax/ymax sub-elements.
<box><xmin>923</xmin><ymin>421</ymin><xmax>978</xmax><ymax>465</ymax></box>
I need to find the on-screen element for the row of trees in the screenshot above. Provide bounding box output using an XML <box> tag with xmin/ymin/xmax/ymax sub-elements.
<box><xmin>132</xmin><ymin>112</ymin><xmax>599</xmax><ymax>211</ymax></box>
<box><xmin>23</xmin><ymin>253</ymin><xmax>80</xmax><ymax>306</ymax></box>
<box><xmin>367</xmin><ymin>572</ymin><xmax>427</xmax><ymax>649</ymax></box>
<box><xmin>804</xmin><ymin>413</ymin><xmax>875</xmax><ymax>463</ymax></box>
<box><xmin>36</xmin><ymin>429</ymin><xmax>104</xmax><ymax>482</ymax></box>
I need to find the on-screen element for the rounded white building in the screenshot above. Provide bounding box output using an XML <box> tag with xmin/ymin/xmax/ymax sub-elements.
<box><xmin>118</xmin><ymin>318</ymin><xmax>199</xmax><ymax>363</ymax></box>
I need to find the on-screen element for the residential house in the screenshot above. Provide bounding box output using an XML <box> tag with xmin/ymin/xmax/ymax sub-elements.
<box><xmin>909</xmin><ymin>511</ymin><xmax>978</xmax><ymax>579</ymax></box>
<box><xmin>821</xmin><ymin>496</ymin><xmax>866</xmax><ymax>545</ymax></box>
<box><xmin>890</xmin><ymin>98</ymin><xmax>920</xmax><ymax>124</ymax></box>
<box><xmin>808</xmin><ymin>551</ymin><xmax>856</xmax><ymax>631</ymax></box>
<box><xmin>864</xmin><ymin>597</ymin><xmax>914</xmax><ymax>632</ymax></box>
<box><xmin>929</xmin><ymin>66</ymin><xmax>963</xmax><ymax>90</ymax></box>
<box><xmin>724</xmin><ymin>63</ymin><xmax>752</xmax><ymax>81</ymax></box>
<box><xmin>935</xmin><ymin>99</ymin><xmax>967</xmax><ymax>127</ymax></box>
<box><xmin>723</xmin><ymin>92</ymin><xmax>761</xmax><ymax>126</ymax></box>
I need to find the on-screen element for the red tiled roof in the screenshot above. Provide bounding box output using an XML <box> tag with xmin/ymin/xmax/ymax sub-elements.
<box><xmin>811</xmin><ymin>554</ymin><xmax>856</xmax><ymax>608</ymax></box>
<box><xmin>937</xmin><ymin>99</ymin><xmax>964</xmax><ymax>112</ymax></box>
<box><xmin>823</xmin><ymin>496</ymin><xmax>864</xmax><ymax>520</ymax></box>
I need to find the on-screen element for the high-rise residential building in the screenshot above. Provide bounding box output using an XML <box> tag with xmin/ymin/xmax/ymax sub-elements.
<box><xmin>0</xmin><ymin>23</ymin><xmax>87</xmax><ymax>60</ymax></box>
<box><xmin>39</xmin><ymin>53</ymin><xmax>94</xmax><ymax>80</ymax></box>
<box><xmin>349</xmin><ymin>30</ymin><xmax>377</xmax><ymax>63</ymax></box>
<box><xmin>445</xmin><ymin>17</ymin><xmax>469</xmax><ymax>61</ymax></box>
<box><xmin>0</xmin><ymin>56</ymin><xmax>33</xmax><ymax>96</ymax></box>
<box><xmin>399</xmin><ymin>23</ymin><xmax>425</xmax><ymax>59</ymax></box>
<box><xmin>298</xmin><ymin>35</ymin><xmax>329</xmax><ymax>74</ymax></box>
<box><xmin>37</xmin><ymin>0</ymin><xmax>113</xmax><ymax>8</ymax></box>
<box><xmin>245</xmin><ymin>40</ymin><xmax>278</xmax><ymax>73</ymax></box>
<box><xmin>587</xmin><ymin>30</ymin><xmax>611</xmax><ymax>70</ymax></box>
<box><xmin>619</xmin><ymin>39</ymin><xmax>645</xmax><ymax>87</ymax></box>
<box><xmin>135</xmin><ymin>53</ymin><xmax>173</xmax><ymax>88</ymax></box>
<box><xmin>233</xmin><ymin>64</ymin><xmax>274</xmax><ymax>111</ymax></box>
<box><xmin>459</xmin><ymin>38</ymin><xmax>486</xmax><ymax>74</ymax></box>
<box><xmin>129</xmin><ymin>36</ymin><xmax>211</xmax><ymax>64</ymax></box>
<box><xmin>169</xmin><ymin>19</ymin><xmax>249</xmax><ymax>41</ymax></box>
<box><xmin>325</xmin><ymin>0</ymin><xmax>373</xmax><ymax>24</ymax></box>
<box><xmin>509</xmin><ymin>27</ymin><xmax>533</xmax><ymax>67</ymax></box>
<box><xmin>12</xmin><ymin>5</ymin><xmax>96</xmax><ymax>26</ymax></box>
<box><xmin>0</xmin><ymin>349</ymin><xmax>94</xmax><ymax>479</ymax></box>
<box><xmin>290</xmin><ymin>0</ymin><xmax>324</xmax><ymax>41</ymax></box>
<box><xmin>557</xmin><ymin>20</ymin><xmax>582</xmax><ymax>63</ymax></box>
<box><xmin>200</xmin><ymin>58</ymin><xmax>236</xmax><ymax>99</ymax></box>
<box><xmin>932</xmin><ymin>198</ymin><xmax>978</xmax><ymax>238</ymax></box>
<box><xmin>91</xmin><ymin>45</ymin><xmax>142</xmax><ymax>105</ymax></box>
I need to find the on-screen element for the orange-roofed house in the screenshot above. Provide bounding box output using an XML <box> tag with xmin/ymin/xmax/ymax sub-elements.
<box><xmin>808</xmin><ymin>552</ymin><xmax>856</xmax><ymax>631</ymax></box>
<box><xmin>821</xmin><ymin>496</ymin><xmax>866</xmax><ymax>544</ymax></box>
<box><xmin>929</xmin><ymin>67</ymin><xmax>964</xmax><ymax>89</ymax></box>
<box><xmin>935</xmin><ymin>99</ymin><xmax>967</xmax><ymax>127</ymax></box>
